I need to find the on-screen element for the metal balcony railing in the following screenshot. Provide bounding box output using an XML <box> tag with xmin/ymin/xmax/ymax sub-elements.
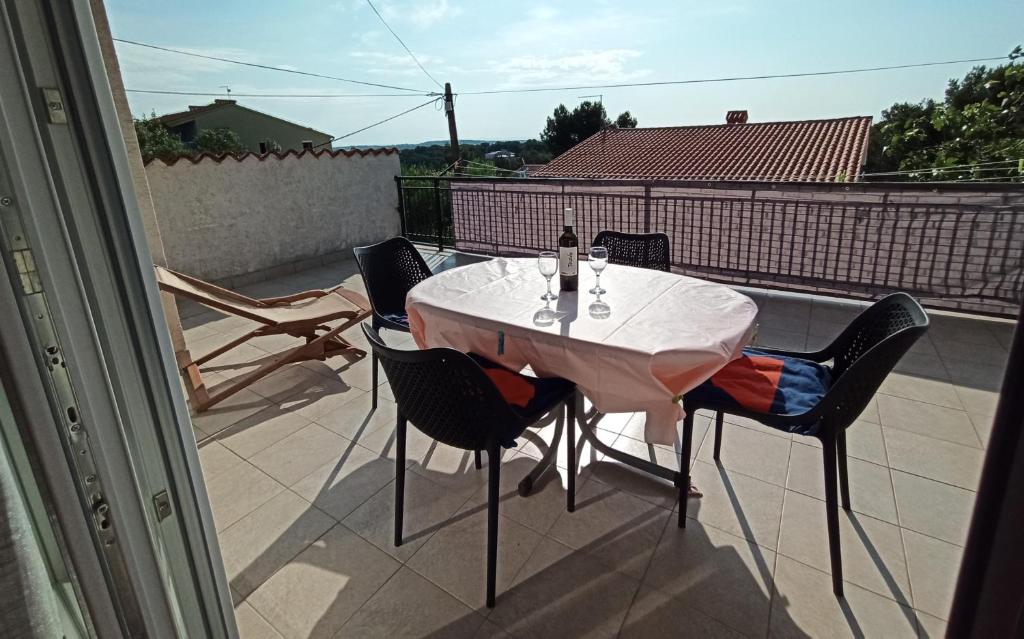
<box><xmin>395</xmin><ymin>175</ymin><xmax>1024</xmax><ymax>316</ymax></box>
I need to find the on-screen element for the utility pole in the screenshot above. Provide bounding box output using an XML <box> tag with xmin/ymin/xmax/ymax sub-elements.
<box><xmin>443</xmin><ymin>82</ymin><xmax>461</xmax><ymax>174</ymax></box>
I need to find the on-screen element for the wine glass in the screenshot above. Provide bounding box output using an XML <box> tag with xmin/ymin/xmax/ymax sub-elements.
<box><xmin>588</xmin><ymin>246</ymin><xmax>608</xmax><ymax>295</ymax></box>
<box><xmin>538</xmin><ymin>251</ymin><xmax>558</xmax><ymax>301</ymax></box>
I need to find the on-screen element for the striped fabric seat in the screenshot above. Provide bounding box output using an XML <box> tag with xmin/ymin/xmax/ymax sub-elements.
<box><xmin>688</xmin><ymin>348</ymin><xmax>832</xmax><ymax>435</ymax></box>
<box><xmin>468</xmin><ymin>354</ymin><xmax>576</xmax><ymax>424</ymax></box>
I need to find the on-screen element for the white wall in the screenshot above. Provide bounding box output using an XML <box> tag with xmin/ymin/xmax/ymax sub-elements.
<box><xmin>145</xmin><ymin>150</ymin><xmax>400</xmax><ymax>282</ymax></box>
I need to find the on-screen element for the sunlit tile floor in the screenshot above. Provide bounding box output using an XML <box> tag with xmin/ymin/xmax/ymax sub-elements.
<box><xmin>181</xmin><ymin>255</ymin><xmax>1011</xmax><ymax>638</ymax></box>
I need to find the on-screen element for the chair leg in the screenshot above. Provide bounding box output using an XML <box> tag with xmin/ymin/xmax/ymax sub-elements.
<box><xmin>678</xmin><ymin>411</ymin><xmax>694</xmax><ymax>528</ymax></box>
<box><xmin>837</xmin><ymin>429</ymin><xmax>851</xmax><ymax>511</ymax></box>
<box><xmin>371</xmin><ymin>351</ymin><xmax>379</xmax><ymax>410</ymax></box>
<box><xmin>713</xmin><ymin>411</ymin><xmax>724</xmax><ymax>461</ymax></box>
<box><xmin>486</xmin><ymin>443</ymin><xmax>501</xmax><ymax>608</ymax></box>
<box><xmin>822</xmin><ymin>433</ymin><xmax>844</xmax><ymax>597</ymax></box>
<box><xmin>566</xmin><ymin>397</ymin><xmax>576</xmax><ymax>513</ymax></box>
<box><xmin>474</xmin><ymin>449</ymin><xmax>482</xmax><ymax>470</ymax></box>
<box><xmin>394</xmin><ymin>415</ymin><xmax>406</xmax><ymax>547</ymax></box>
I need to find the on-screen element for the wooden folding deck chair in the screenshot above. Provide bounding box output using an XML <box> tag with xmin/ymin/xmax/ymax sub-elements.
<box><xmin>155</xmin><ymin>266</ymin><xmax>371</xmax><ymax>412</ymax></box>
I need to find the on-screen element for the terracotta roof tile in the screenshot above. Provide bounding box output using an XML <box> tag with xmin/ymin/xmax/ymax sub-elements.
<box><xmin>534</xmin><ymin>116</ymin><xmax>872</xmax><ymax>182</ymax></box>
<box><xmin>143</xmin><ymin>147</ymin><xmax>397</xmax><ymax>167</ymax></box>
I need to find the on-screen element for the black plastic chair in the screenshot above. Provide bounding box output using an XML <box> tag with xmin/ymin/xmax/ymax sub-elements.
<box><xmin>361</xmin><ymin>324</ymin><xmax>576</xmax><ymax>608</ymax></box>
<box><xmin>353</xmin><ymin>237</ymin><xmax>433</xmax><ymax>408</ymax></box>
<box><xmin>681</xmin><ymin>293</ymin><xmax>929</xmax><ymax>597</ymax></box>
<box><xmin>593</xmin><ymin>230</ymin><xmax>671</xmax><ymax>271</ymax></box>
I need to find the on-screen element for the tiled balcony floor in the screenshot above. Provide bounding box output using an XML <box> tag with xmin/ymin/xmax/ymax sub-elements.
<box><xmin>180</xmin><ymin>256</ymin><xmax>1013</xmax><ymax>638</ymax></box>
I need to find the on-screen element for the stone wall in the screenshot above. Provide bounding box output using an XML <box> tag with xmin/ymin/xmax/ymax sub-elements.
<box><xmin>146</xmin><ymin>149</ymin><xmax>400</xmax><ymax>284</ymax></box>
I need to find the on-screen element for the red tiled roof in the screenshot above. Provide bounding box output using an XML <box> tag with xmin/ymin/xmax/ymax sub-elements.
<box><xmin>143</xmin><ymin>147</ymin><xmax>398</xmax><ymax>167</ymax></box>
<box><xmin>534</xmin><ymin>116</ymin><xmax>872</xmax><ymax>182</ymax></box>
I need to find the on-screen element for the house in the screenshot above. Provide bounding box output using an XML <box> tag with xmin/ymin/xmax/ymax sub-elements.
<box><xmin>533</xmin><ymin>111</ymin><xmax>872</xmax><ymax>181</ymax></box>
<box><xmin>152</xmin><ymin>99</ymin><xmax>332</xmax><ymax>154</ymax></box>
<box><xmin>484</xmin><ymin>149</ymin><xmax>516</xmax><ymax>160</ymax></box>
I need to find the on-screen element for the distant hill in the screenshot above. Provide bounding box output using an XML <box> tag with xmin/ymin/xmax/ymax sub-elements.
<box><xmin>339</xmin><ymin>139</ymin><xmax>517</xmax><ymax>151</ymax></box>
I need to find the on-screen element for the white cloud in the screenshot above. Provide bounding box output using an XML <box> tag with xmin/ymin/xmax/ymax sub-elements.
<box><xmin>477</xmin><ymin>49</ymin><xmax>650</xmax><ymax>90</ymax></box>
<box><xmin>409</xmin><ymin>0</ymin><xmax>461</xmax><ymax>27</ymax></box>
<box><xmin>349</xmin><ymin>50</ymin><xmax>447</xmax><ymax>77</ymax></box>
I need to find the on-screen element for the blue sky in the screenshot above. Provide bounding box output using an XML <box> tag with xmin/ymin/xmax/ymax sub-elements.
<box><xmin>107</xmin><ymin>0</ymin><xmax>1023</xmax><ymax>146</ymax></box>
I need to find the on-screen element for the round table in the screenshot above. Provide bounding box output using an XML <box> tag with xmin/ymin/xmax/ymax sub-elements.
<box><xmin>406</xmin><ymin>257</ymin><xmax>758</xmax><ymax>444</ymax></box>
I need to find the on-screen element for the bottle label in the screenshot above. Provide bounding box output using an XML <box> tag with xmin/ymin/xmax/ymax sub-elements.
<box><xmin>559</xmin><ymin>247</ymin><xmax>577</xmax><ymax>276</ymax></box>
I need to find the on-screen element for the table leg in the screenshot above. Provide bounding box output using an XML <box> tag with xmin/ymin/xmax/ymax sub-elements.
<box><xmin>517</xmin><ymin>407</ymin><xmax>565</xmax><ymax>497</ymax></box>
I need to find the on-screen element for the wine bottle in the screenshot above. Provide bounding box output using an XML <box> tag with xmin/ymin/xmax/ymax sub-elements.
<box><xmin>559</xmin><ymin>207</ymin><xmax>578</xmax><ymax>291</ymax></box>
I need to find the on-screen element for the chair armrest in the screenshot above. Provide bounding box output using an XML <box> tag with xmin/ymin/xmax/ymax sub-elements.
<box><xmin>751</xmin><ymin>344</ymin><xmax>834</xmax><ymax>363</ymax></box>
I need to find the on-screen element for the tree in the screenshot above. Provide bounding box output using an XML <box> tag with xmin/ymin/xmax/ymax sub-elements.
<box><xmin>134</xmin><ymin>112</ymin><xmax>187</xmax><ymax>161</ymax></box>
<box><xmin>865</xmin><ymin>45</ymin><xmax>1023</xmax><ymax>181</ymax></box>
<box><xmin>193</xmin><ymin>127</ymin><xmax>246</xmax><ymax>156</ymax></box>
<box><xmin>540</xmin><ymin>102</ymin><xmax>639</xmax><ymax>157</ymax></box>
<box><xmin>615</xmin><ymin>111</ymin><xmax>638</xmax><ymax>128</ymax></box>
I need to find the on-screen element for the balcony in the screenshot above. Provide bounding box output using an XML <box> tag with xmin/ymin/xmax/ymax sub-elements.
<box><xmin>182</xmin><ymin>249</ymin><xmax>1012</xmax><ymax>638</ymax></box>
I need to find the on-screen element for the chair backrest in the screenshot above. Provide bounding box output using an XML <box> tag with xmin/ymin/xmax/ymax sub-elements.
<box><xmin>154</xmin><ymin>265</ymin><xmax>272</xmax><ymax>324</ymax></box>
<box><xmin>352</xmin><ymin>237</ymin><xmax>433</xmax><ymax>317</ymax></box>
<box><xmin>817</xmin><ymin>293</ymin><xmax>929</xmax><ymax>431</ymax></box>
<box><xmin>361</xmin><ymin>324</ymin><xmax>522</xmax><ymax>451</ymax></box>
<box><xmin>593</xmin><ymin>231</ymin><xmax>671</xmax><ymax>272</ymax></box>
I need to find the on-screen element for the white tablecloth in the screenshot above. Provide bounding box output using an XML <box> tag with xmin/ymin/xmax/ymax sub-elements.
<box><xmin>406</xmin><ymin>258</ymin><xmax>757</xmax><ymax>444</ymax></box>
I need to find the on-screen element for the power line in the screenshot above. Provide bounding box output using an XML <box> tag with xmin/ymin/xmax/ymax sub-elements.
<box><xmin>458</xmin><ymin>55</ymin><xmax>1011</xmax><ymax>96</ymax></box>
<box><xmin>124</xmin><ymin>88</ymin><xmax>434</xmax><ymax>99</ymax></box>
<box><xmin>112</xmin><ymin>38</ymin><xmax>438</xmax><ymax>94</ymax></box>
<box><xmin>314</xmin><ymin>97</ymin><xmax>439</xmax><ymax>148</ymax></box>
<box><xmin>861</xmin><ymin>159</ymin><xmax>1021</xmax><ymax>177</ymax></box>
<box><xmin>363</xmin><ymin>0</ymin><xmax>443</xmax><ymax>90</ymax></box>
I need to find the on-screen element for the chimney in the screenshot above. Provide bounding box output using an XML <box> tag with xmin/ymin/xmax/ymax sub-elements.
<box><xmin>726</xmin><ymin>110</ymin><xmax>749</xmax><ymax>124</ymax></box>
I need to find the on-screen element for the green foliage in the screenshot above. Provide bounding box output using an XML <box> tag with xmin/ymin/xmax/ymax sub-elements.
<box><xmin>399</xmin><ymin>139</ymin><xmax>552</xmax><ymax>174</ymax></box>
<box><xmin>193</xmin><ymin>127</ymin><xmax>246</xmax><ymax>156</ymax></box>
<box><xmin>134</xmin><ymin>112</ymin><xmax>187</xmax><ymax>161</ymax></box>
<box><xmin>615</xmin><ymin>110</ymin><xmax>638</xmax><ymax>128</ymax></box>
<box><xmin>865</xmin><ymin>46</ymin><xmax>1024</xmax><ymax>181</ymax></box>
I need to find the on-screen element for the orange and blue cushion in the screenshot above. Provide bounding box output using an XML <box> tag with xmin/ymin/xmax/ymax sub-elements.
<box><xmin>468</xmin><ymin>353</ymin><xmax>574</xmax><ymax>423</ymax></box>
<box><xmin>688</xmin><ymin>348</ymin><xmax>831</xmax><ymax>434</ymax></box>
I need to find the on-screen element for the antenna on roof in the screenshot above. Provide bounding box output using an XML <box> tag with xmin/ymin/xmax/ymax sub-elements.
<box><xmin>220</xmin><ymin>85</ymin><xmax>232</xmax><ymax>95</ymax></box>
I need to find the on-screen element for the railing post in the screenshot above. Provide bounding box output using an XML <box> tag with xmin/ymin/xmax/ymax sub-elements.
<box><xmin>643</xmin><ymin>184</ymin><xmax>651</xmax><ymax>233</ymax></box>
<box><xmin>395</xmin><ymin>176</ymin><xmax>407</xmax><ymax>238</ymax></box>
<box><xmin>433</xmin><ymin>177</ymin><xmax>443</xmax><ymax>252</ymax></box>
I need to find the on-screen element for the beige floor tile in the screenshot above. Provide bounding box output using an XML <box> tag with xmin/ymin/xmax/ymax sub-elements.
<box><xmin>487</xmin><ymin>537</ymin><xmax>640</xmax><ymax>639</ymax></box>
<box><xmin>915</xmin><ymin>611</ymin><xmax>948</xmax><ymax>638</ymax></box>
<box><xmin>457</xmin><ymin>453</ymin><xmax>581</xmax><ymax>535</ymax></box>
<box><xmin>206</xmin><ymin>461</ymin><xmax>284</xmax><ymax>532</ymax></box>
<box><xmin>953</xmin><ymin>385</ymin><xmax>999</xmax><ymax>419</ymax></box>
<box><xmin>802</xmin><ymin>420</ymin><xmax>887</xmax><ymax>466</ymax></box>
<box><xmin>967</xmin><ymin>411</ymin><xmax>994</xmax><ymax>448</ymax></box>
<box><xmin>643</xmin><ymin>520</ymin><xmax>775</xmax><ymax>638</ymax></box>
<box><xmin>621</xmin><ymin>411</ymin><xmax>714</xmax><ymax>452</ymax></box>
<box><xmin>283</xmin><ymin>379</ymin><xmax>365</xmax><ymax>422</ymax></box>
<box><xmin>198</xmin><ymin>440</ymin><xmax>244</xmax><ymax>481</ymax></box>
<box><xmin>879</xmin><ymin>374</ymin><xmax>963</xmax><ymax>409</ymax></box>
<box><xmin>249</xmin><ymin>424</ymin><xmax>354</xmax><ymax>486</ymax></box>
<box><xmin>883</xmin><ymin>429</ymin><xmax>984</xmax><ymax>490</ymax></box>
<box><xmin>987</xmin><ymin>321</ymin><xmax>1017</xmax><ymax>350</ymax></box>
<box><xmin>696</xmin><ymin>422</ymin><xmax>792</xmax><ymax>487</ymax></box>
<box><xmin>610</xmin><ymin>434</ymin><xmax>682</xmax><ymax>472</ymax></box>
<box><xmin>219</xmin><ymin>491</ymin><xmax>335</xmax><ymax>598</ymax></box>
<box><xmin>472</xmin><ymin>619</ymin><xmax>512</xmax><ymax>638</ymax></box>
<box><xmin>685</xmin><ymin>461</ymin><xmax>785</xmax><ymax>549</ymax></box>
<box><xmin>717</xmin><ymin>412</ymin><xmax>790</xmax><ymax>441</ymax></box>
<box><xmin>547</xmin><ymin>480</ymin><xmax>670</xmax><ymax>579</ymax></box>
<box><xmin>248</xmin><ymin>524</ymin><xmax>400</xmax><ymax>639</ymax></box>
<box><xmin>769</xmin><ymin>556</ymin><xmax>919</xmax><ymax>639</ymax></box>
<box><xmin>234</xmin><ymin>601</ymin><xmax>284</xmax><ymax>639</ymax></box>
<box><xmin>893</xmin><ymin>352</ymin><xmax>949</xmax><ymax>380</ymax></box>
<box><xmin>902</xmin><ymin>529</ymin><xmax>963</xmax><ymax>620</ymax></box>
<box><xmin>937</xmin><ymin>338</ymin><xmax>1008</xmax><ymax>369</ymax></box>
<box><xmin>341</xmin><ymin>471</ymin><xmax>471</xmax><ymax>562</ymax></box>
<box><xmin>927</xmin><ymin>316</ymin><xmax>1003</xmax><ymax>347</ymax></box>
<box><xmin>586</xmin><ymin>459</ymin><xmax>679</xmax><ymax>511</ymax></box>
<box><xmin>754</xmin><ymin>328</ymin><xmax>807</xmax><ymax>351</ymax></box>
<box><xmin>777</xmin><ymin>491</ymin><xmax>912</xmax><ymax>604</ymax></box>
<box><xmin>247</xmin><ymin>364</ymin><xmax>334</xmax><ymax>404</ymax></box>
<box><xmin>314</xmin><ymin>392</ymin><xmax>397</xmax><ymax>441</ymax></box>
<box><xmin>407</xmin><ymin>510</ymin><xmax>543</xmax><ymax>609</ymax></box>
<box><xmin>214</xmin><ymin>407</ymin><xmax>314</xmax><ymax>459</ymax></box>
<box><xmin>190</xmin><ymin>388</ymin><xmax>273</xmax><ymax>437</ymax></box>
<box><xmin>619</xmin><ymin>584</ymin><xmax>744</xmax><ymax>638</ymax></box>
<box><xmin>290</xmin><ymin>443</ymin><xmax>397</xmax><ymax>520</ymax></box>
<box><xmin>786</xmin><ymin>442</ymin><xmax>898</xmax><ymax>525</ymax></box>
<box><xmin>335</xmin><ymin>568</ymin><xmax>483</xmax><ymax>638</ymax></box>
<box><xmin>877</xmin><ymin>394</ymin><xmax>981</xmax><ymax>448</ymax></box>
<box><xmin>946</xmin><ymin>360</ymin><xmax>1006</xmax><ymax>392</ymax></box>
<box><xmin>810</xmin><ymin>300</ymin><xmax>863</xmax><ymax>325</ymax></box>
<box><xmin>858</xmin><ymin>397</ymin><xmax>881</xmax><ymax>425</ymax></box>
<box><xmin>892</xmin><ymin>471</ymin><xmax>975</xmax><ymax>546</ymax></box>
